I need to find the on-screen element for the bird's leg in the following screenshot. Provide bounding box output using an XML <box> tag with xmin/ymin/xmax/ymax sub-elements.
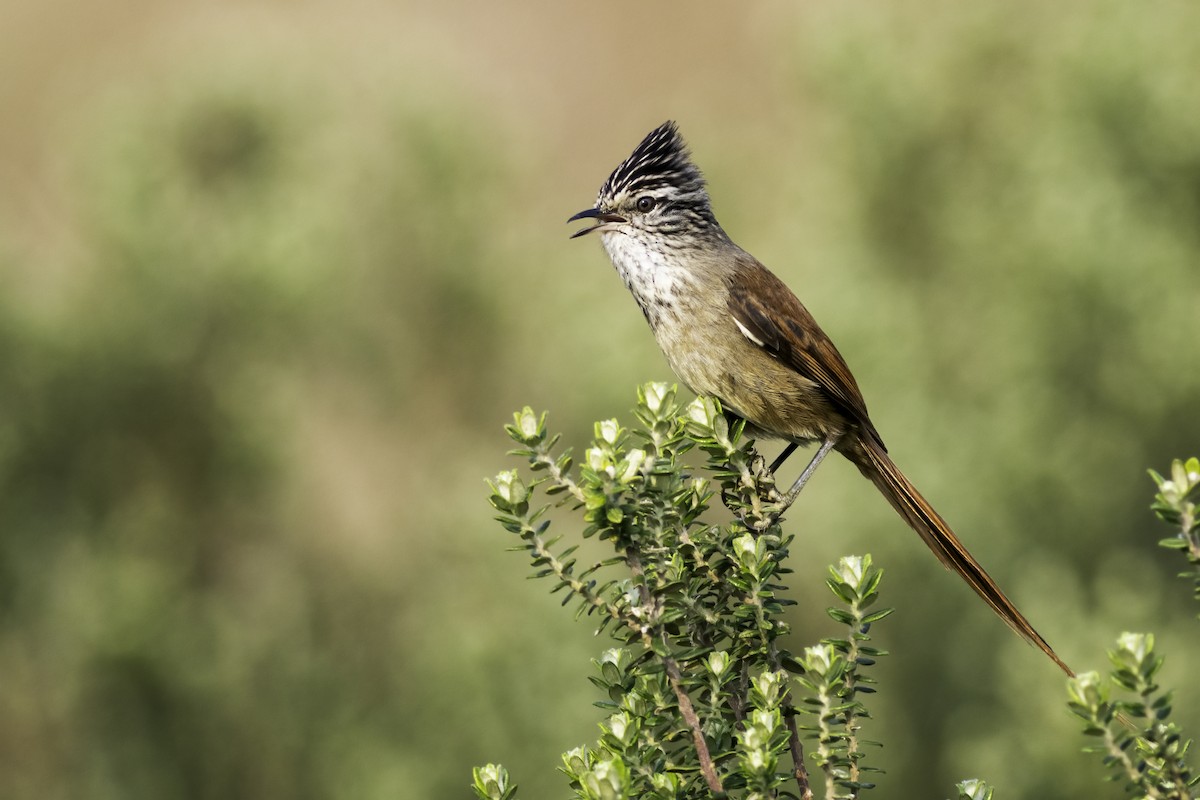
<box><xmin>768</xmin><ymin>443</ymin><xmax>798</xmax><ymax>475</ymax></box>
<box><xmin>776</xmin><ymin>435</ymin><xmax>839</xmax><ymax>515</ymax></box>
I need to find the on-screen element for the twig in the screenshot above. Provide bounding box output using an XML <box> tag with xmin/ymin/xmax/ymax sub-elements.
<box><xmin>630</xmin><ymin>545</ymin><xmax>723</xmax><ymax>793</ymax></box>
<box><xmin>662</xmin><ymin>651</ymin><xmax>724</xmax><ymax>795</ymax></box>
<box><xmin>771</xmin><ymin>643</ymin><xmax>812</xmax><ymax>800</ymax></box>
<box><xmin>785</xmin><ymin>708</ymin><xmax>813</xmax><ymax>800</ymax></box>
<box><xmin>534</xmin><ymin>449</ymin><xmax>587</xmax><ymax>505</ymax></box>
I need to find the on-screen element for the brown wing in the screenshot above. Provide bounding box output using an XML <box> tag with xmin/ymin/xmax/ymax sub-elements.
<box><xmin>726</xmin><ymin>255</ymin><xmax>886</xmax><ymax>450</ymax></box>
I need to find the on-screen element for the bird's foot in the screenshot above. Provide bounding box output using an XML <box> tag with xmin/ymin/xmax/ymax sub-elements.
<box><xmin>720</xmin><ymin>452</ymin><xmax>785</xmax><ymax>531</ymax></box>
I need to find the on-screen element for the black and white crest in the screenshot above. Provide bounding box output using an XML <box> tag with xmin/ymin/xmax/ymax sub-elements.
<box><xmin>599</xmin><ymin>121</ymin><xmax>708</xmax><ymax>203</ymax></box>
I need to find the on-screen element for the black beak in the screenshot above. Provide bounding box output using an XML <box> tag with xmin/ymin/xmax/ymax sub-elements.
<box><xmin>568</xmin><ymin>207</ymin><xmax>626</xmax><ymax>238</ymax></box>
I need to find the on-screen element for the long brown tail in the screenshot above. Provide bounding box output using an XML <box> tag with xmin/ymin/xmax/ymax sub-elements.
<box><xmin>851</xmin><ymin>436</ymin><xmax>1073</xmax><ymax>676</ymax></box>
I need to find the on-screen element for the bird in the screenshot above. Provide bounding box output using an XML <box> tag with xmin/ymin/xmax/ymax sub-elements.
<box><xmin>568</xmin><ymin>120</ymin><xmax>1072</xmax><ymax>676</ymax></box>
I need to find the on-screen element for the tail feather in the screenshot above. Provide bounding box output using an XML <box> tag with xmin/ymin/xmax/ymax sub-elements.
<box><xmin>853</xmin><ymin>437</ymin><xmax>1073</xmax><ymax>676</ymax></box>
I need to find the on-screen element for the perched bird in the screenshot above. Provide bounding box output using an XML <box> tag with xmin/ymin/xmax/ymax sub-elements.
<box><xmin>569</xmin><ymin>121</ymin><xmax>1071</xmax><ymax>675</ymax></box>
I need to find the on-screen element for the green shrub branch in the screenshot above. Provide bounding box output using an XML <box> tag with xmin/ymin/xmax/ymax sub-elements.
<box><xmin>479</xmin><ymin>387</ymin><xmax>1196</xmax><ymax>800</ymax></box>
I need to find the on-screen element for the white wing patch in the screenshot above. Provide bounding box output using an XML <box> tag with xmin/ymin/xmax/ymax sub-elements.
<box><xmin>733</xmin><ymin>316</ymin><xmax>765</xmax><ymax>347</ymax></box>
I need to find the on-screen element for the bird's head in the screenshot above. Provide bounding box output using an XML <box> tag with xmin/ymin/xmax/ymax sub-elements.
<box><xmin>569</xmin><ymin>121</ymin><xmax>718</xmax><ymax>245</ymax></box>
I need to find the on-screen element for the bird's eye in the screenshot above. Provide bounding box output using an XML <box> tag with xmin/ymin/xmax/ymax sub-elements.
<box><xmin>636</xmin><ymin>196</ymin><xmax>657</xmax><ymax>213</ymax></box>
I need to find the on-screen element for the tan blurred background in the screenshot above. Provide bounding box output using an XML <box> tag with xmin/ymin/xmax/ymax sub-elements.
<box><xmin>2</xmin><ymin>1</ymin><xmax>1198</xmax><ymax>797</ymax></box>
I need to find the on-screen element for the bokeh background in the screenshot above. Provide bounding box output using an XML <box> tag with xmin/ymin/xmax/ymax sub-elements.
<box><xmin>2</xmin><ymin>1</ymin><xmax>1199</xmax><ymax>797</ymax></box>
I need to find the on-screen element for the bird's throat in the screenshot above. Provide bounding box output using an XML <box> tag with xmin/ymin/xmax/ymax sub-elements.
<box><xmin>600</xmin><ymin>232</ymin><xmax>701</xmax><ymax>331</ymax></box>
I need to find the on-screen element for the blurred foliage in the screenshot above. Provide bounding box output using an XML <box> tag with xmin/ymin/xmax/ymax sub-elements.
<box><xmin>0</xmin><ymin>44</ymin><xmax>525</xmax><ymax>800</ymax></box>
<box><xmin>0</xmin><ymin>2</ymin><xmax>1197</xmax><ymax>799</ymax></box>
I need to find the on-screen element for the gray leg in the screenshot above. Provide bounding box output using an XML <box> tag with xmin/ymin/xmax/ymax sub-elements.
<box><xmin>778</xmin><ymin>435</ymin><xmax>839</xmax><ymax>513</ymax></box>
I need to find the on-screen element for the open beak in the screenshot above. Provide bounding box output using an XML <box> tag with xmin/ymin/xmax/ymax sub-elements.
<box><xmin>568</xmin><ymin>207</ymin><xmax>627</xmax><ymax>239</ymax></box>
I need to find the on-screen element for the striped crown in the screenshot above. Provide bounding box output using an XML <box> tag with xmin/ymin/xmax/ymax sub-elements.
<box><xmin>597</xmin><ymin>121</ymin><xmax>711</xmax><ymax>214</ymax></box>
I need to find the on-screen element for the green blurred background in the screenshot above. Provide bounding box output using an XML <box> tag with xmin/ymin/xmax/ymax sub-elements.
<box><xmin>2</xmin><ymin>1</ymin><xmax>1198</xmax><ymax>797</ymax></box>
